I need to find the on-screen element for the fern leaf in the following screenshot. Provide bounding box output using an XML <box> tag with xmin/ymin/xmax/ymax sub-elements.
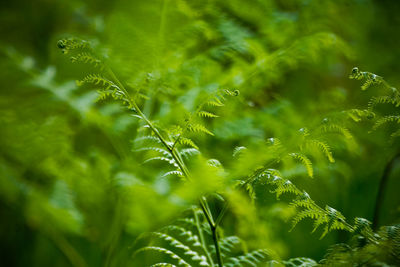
<box><xmin>291</xmin><ymin>209</ymin><xmax>325</xmax><ymax>231</ymax></box>
<box><xmin>372</xmin><ymin>115</ymin><xmax>400</xmax><ymax>130</ymax></box>
<box><xmin>150</xmin><ymin>264</ymin><xmax>177</xmax><ymax>267</ymax></box>
<box><xmin>150</xmin><ymin>232</ymin><xmax>210</xmax><ymax>266</ymax></box>
<box><xmin>162</xmin><ymin>170</ymin><xmax>184</xmax><ymax>178</ymax></box>
<box><xmin>57</xmin><ymin>38</ymin><xmax>92</xmax><ymax>54</ymax></box>
<box><xmin>291</xmin><ymin>191</ymin><xmax>314</xmax><ymax>209</ymax></box>
<box><xmin>232</xmin><ymin>146</ymin><xmax>246</xmax><ymax>157</ymax></box>
<box><xmin>345</xmin><ymin>108</ymin><xmax>375</xmax><ymax>122</ymax></box>
<box><xmin>246</xmin><ymin>183</ymin><xmax>256</xmax><ymax>203</ymax></box>
<box><xmin>135</xmin><ymin>147</ymin><xmax>171</xmax><ymax>157</ymax></box>
<box><xmin>162</xmin><ymin>225</ymin><xmax>202</xmax><ymax>248</ymax></box>
<box><xmin>144</xmin><ymin>157</ymin><xmax>178</xmax><ymax>167</ymax></box>
<box><xmin>206</xmin><ymin>98</ymin><xmax>224</xmax><ymax>107</ymax></box>
<box><xmin>283</xmin><ymin>257</ymin><xmax>318</xmax><ymax>267</ymax></box>
<box><xmin>289</xmin><ymin>153</ymin><xmax>314</xmax><ymax>178</ymax></box>
<box><xmin>260</xmin><ymin>170</ymin><xmax>302</xmax><ymax>199</ymax></box>
<box><xmin>225</xmin><ymin>249</ymin><xmax>270</xmax><ymax>267</ymax></box>
<box><xmin>368</xmin><ymin>95</ymin><xmax>400</xmax><ymax>110</ymax></box>
<box><xmin>179</xmin><ymin>148</ymin><xmax>200</xmax><ymax>159</ymax></box>
<box><xmin>203</xmin><ymin>89</ymin><xmax>239</xmax><ymax>108</ymax></box>
<box><xmin>307</xmin><ymin>140</ymin><xmax>335</xmax><ymax>163</ymax></box>
<box><xmin>218</xmin><ymin>236</ymin><xmax>241</xmax><ymax>254</ymax></box>
<box><xmin>349</xmin><ymin>67</ymin><xmax>383</xmax><ymax>90</ymax></box>
<box><xmin>134</xmin><ymin>135</ymin><xmax>161</xmax><ymax>144</ymax></box>
<box><xmin>390</xmin><ymin>129</ymin><xmax>400</xmax><ymax>140</ymax></box>
<box><xmin>133</xmin><ymin>246</ymin><xmax>190</xmax><ymax>267</ymax></box>
<box><xmin>179</xmin><ymin>137</ymin><xmax>199</xmax><ymax>149</ymax></box>
<box><xmin>320</xmin><ymin>124</ymin><xmax>353</xmax><ymax>140</ymax></box>
<box><xmin>188</xmin><ymin>124</ymin><xmax>214</xmax><ymax>136</ymax></box>
<box><xmin>197</xmin><ymin>111</ymin><xmax>218</xmax><ymax>118</ymax></box>
<box><xmin>70</xmin><ymin>52</ymin><xmax>102</xmax><ymax>68</ymax></box>
<box><xmin>77</xmin><ymin>74</ymin><xmax>115</xmax><ymax>88</ymax></box>
<box><xmin>321</xmin><ymin>206</ymin><xmax>348</xmax><ymax>239</ymax></box>
<box><xmin>224</xmin><ymin>89</ymin><xmax>240</xmax><ymax>97</ymax></box>
<box><xmin>207</xmin><ymin>159</ymin><xmax>222</xmax><ymax>168</ymax></box>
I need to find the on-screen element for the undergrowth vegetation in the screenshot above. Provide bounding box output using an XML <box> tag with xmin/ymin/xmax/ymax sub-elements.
<box><xmin>1</xmin><ymin>0</ymin><xmax>400</xmax><ymax>266</ymax></box>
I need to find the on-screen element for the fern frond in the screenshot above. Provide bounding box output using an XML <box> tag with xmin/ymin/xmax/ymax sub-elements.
<box><xmin>225</xmin><ymin>249</ymin><xmax>270</xmax><ymax>267</ymax></box>
<box><xmin>319</xmin><ymin>224</ymin><xmax>400</xmax><ymax>266</ymax></box>
<box><xmin>144</xmin><ymin>157</ymin><xmax>178</xmax><ymax>167</ymax></box>
<box><xmin>162</xmin><ymin>225</ymin><xmax>202</xmax><ymax>248</ymax></box>
<box><xmin>319</xmin><ymin>243</ymin><xmax>352</xmax><ymax>266</ymax></box>
<box><xmin>390</xmin><ymin>129</ymin><xmax>400</xmax><ymax>140</ymax></box>
<box><xmin>259</xmin><ymin>170</ymin><xmax>302</xmax><ymax>200</ymax></box>
<box><xmin>372</xmin><ymin>115</ymin><xmax>400</xmax><ymax>130</ymax></box>
<box><xmin>134</xmin><ymin>135</ymin><xmax>162</xmax><ymax>144</ymax></box>
<box><xmin>207</xmin><ymin>159</ymin><xmax>222</xmax><ymax>168</ymax></box>
<box><xmin>205</xmin><ymin>98</ymin><xmax>224</xmax><ymax>107</ymax></box>
<box><xmin>179</xmin><ymin>148</ymin><xmax>201</xmax><ymax>159</ymax></box>
<box><xmin>224</xmin><ymin>89</ymin><xmax>240</xmax><ymax>97</ymax></box>
<box><xmin>188</xmin><ymin>124</ymin><xmax>214</xmax><ymax>136</ymax></box>
<box><xmin>162</xmin><ymin>170</ymin><xmax>184</xmax><ymax>178</ymax></box>
<box><xmin>135</xmin><ymin>147</ymin><xmax>171</xmax><ymax>157</ymax></box>
<box><xmin>289</xmin><ymin>153</ymin><xmax>314</xmax><ymax>178</ymax></box>
<box><xmin>306</xmin><ymin>139</ymin><xmax>335</xmax><ymax>163</ymax></box>
<box><xmin>344</xmin><ymin>109</ymin><xmax>375</xmax><ymax>122</ymax></box>
<box><xmin>203</xmin><ymin>89</ymin><xmax>239</xmax><ymax>108</ymax></box>
<box><xmin>267</xmin><ymin>137</ymin><xmax>282</xmax><ymax>147</ymax></box>
<box><xmin>77</xmin><ymin>74</ymin><xmax>115</xmax><ymax>88</ymax></box>
<box><xmin>268</xmin><ymin>177</ymin><xmax>301</xmax><ymax>200</ymax></box>
<box><xmin>291</xmin><ymin>208</ymin><xmax>325</xmax><ymax>231</ymax></box>
<box><xmin>175</xmin><ymin>217</ymin><xmax>205</xmax><ymax>232</ymax></box>
<box><xmin>291</xmin><ymin>201</ymin><xmax>350</xmax><ymax>238</ymax></box>
<box><xmin>322</xmin><ymin>206</ymin><xmax>348</xmax><ymax>238</ymax></box>
<box><xmin>232</xmin><ymin>146</ymin><xmax>247</xmax><ymax>157</ymax></box>
<box><xmin>57</xmin><ymin>38</ymin><xmax>92</xmax><ymax>54</ymax></box>
<box><xmin>246</xmin><ymin>183</ymin><xmax>256</xmax><ymax>203</ymax></box>
<box><xmin>369</xmin><ymin>95</ymin><xmax>400</xmax><ymax>110</ymax></box>
<box><xmin>133</xmin><ymin>246</ymin><xmax>190</xmax><ymax>267</ymax></box>
<box><xmin>320</xmin><ymin>124</ymin><xmax>353</xmax><ymax>140</ymax></box>
<box><xmin>283</xmin><ymin>257</ymin><xmax>318</xmax><ymax>267</ymax></box>
<box><xmin>150</xmin><ymin>232</ymin><xmax>210</xmax><ymax>266</ymax></box>
<box><xmin>249</xmin><ymin>168</ymin><xmax>353</xmax><ymax>238</ymax></box>
<box><xmin>218</xmin><ymin>236</ymin><xmax>241</xmax><ymax>254</ymax></box>
<box><xmin>150</xmin><ymin>264</ymin><xmax>177</xmax><ymax>267</ymax></box>
<box><xmin>179</xmin><ymin>137</ymin><xmax>199</xmax><ymax>149</ymax></box>
<box><xmin>197</xmin><ymin>111</ymin><xmax>218</xmax><ymax>118</ymax></box>
<box><xmin>353</xmin><ymin>217</ymin><xmax>377</xmax><ymax>243</ymax></box>
<box><xmin>291</xmin><ymin>191</ymin><xmax>314</xmax><ymax>209</ymax></box>
<box><xmin>70</xmin><ymin>52</ymin><xmax>103</xmax><ymax>68</ymax></box>
<box><xmin>349</xmin><ymin>67</ymin><xmax>384</xmax><ymax>90</ymax></box>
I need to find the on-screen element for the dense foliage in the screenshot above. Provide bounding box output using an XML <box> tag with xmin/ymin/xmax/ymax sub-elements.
<box><xmin>1</xmin><ymin>0</ymin><xmax>400</xmax><ymax>266</ymax></box>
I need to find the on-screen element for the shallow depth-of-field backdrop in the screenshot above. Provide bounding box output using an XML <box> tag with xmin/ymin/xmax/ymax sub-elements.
<box><xmin>1</xmin><ymin>0</ymin><xmax>400</xmax><ymax>266</ymax></box>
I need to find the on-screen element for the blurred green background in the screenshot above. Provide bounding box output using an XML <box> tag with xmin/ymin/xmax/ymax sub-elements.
<box><xmin>1</xmin><ymin>0</ymin><xmax>400</xmax><ymax>266</ymax></box>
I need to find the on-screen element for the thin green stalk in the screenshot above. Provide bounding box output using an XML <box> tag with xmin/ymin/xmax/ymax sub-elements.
<box><xmin>214</xmin><ymin>203</ymin><xmax>228</xmax><ymax>227</ymax></box>
<box><xmin>193</xmin><ymin>207</ymin><xmax>214</xmax><ymax>266</ymax></box>
<box><xmin>47</xmin><ymin>229</ymin><xmax>87</xmax><ymax>267</ymax></box>
<box><xmin>372</xmin><ymin>153</ymin><xmax>400</xmax><ymax>230</ymax></box>
<box><xmin>211</xmin><ymin>224</ymin><xmax>223</xmax><ymax>267</ymax></box>
<box><xmin>199</xmin><ymin>199</ymin><xmax>223</xmax><ymax>267</ymax></box>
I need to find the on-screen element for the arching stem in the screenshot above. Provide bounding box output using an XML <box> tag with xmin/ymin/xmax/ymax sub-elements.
<box><xmin>372</xmin><ymin>153</ymin><xmax>400</xmax><ymax>230</ymax></box>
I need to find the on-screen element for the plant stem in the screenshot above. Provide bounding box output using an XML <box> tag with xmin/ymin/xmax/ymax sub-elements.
<box><xmin>193</xmin><ymin>207</ymin><xmax>214</xmax><ymax>266</ymax></box>
<box><xmin>199</xmin><ymin>199</ymin><xmax>223</xmax><ymax>267</ymax></box>
<box><xmin>211</xmin><ymin>224</ymin><xmax>223</xmax><ymax>267</ymax></box>
<box><xmin>214</xmin><ymin>203</ymin><xmax>228</xmax><ymax>227</ymax></box>
<box><xmin>372</xmin><ymin>153</ymin><xmax>399</xmax><ymax>230</ymax></box>
<box><xmin>47</xmin><ymin>229</ymin><xmax>87</xmax><ymax>267</ymax></box>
